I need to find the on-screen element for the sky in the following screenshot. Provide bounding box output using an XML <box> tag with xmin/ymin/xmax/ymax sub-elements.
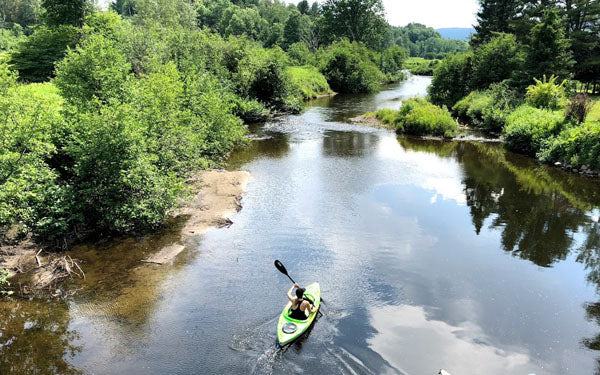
<box><xmin>289</xmin><ymin>0</ymin><xmax>480</xmax><ymax>29</ymax></box>
<box><xmin>97</xmin><ymin>0</ymin><xmax>480</xmax><ymax>29</ymax></box>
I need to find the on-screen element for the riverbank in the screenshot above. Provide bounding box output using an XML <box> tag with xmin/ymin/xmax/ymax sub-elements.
<box><xmin>0</xmin><ymin>170</ymin><xmax>250</xmax><ymax>294</ymax></box>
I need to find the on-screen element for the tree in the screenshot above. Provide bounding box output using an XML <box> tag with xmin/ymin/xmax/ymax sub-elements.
<box><xmin>41</xmin><ymin>0</ymin><xmax>88</xmax><ymax>27</ymax></box>
<box><xmin>526</xmin><ymin>8</ymin><xmax>573</xmax><ymax>80</ymax></box>
<box><xmin>471</xmin><ymin>33</ymin><xmax>525</xmax><ymax>89</ymax></box>
<box><xmin>9</xmin><ymin>25</ymin><xmax>80</xmax><ymax>82</ymax></box>
<box><xmin>283</xmin><ymin>11</ymin><xmax>308</xmax><ymax>48</ymax></box>
<box><xmin>297</xmin><ymin>0</ymin><xmax>309</xmax><ymax>14</ymax></box>
<box><xmin>110</xmin><ymin>0</ymin><xmax>135</xmax><ymax>17</ymax></box>
<box><xmin>320</xmin><ymin>0</ymin><xmax>388</xmax><ymax>49</ymax></box>
<box><xmin>471</xmin><ymin>0</ymin><xmax>521</xmax><ymax>46</ymax></box>
<box><xmin>428</xmin><ymin>51</ymin><xmax>474</xmax><ymax>107</ymax></box>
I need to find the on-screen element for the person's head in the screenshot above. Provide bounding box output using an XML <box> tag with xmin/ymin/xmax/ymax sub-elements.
<box><xmin>296</xmin><ymin>287</ymin><xmax>305</xmax><ymax>299</ymax></box>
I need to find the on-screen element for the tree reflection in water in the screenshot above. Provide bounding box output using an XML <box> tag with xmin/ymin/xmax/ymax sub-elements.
<box><xmin>399</xmin><ymin>136</ymin><xmax>600</xmax><ymax>367</ymax></box>
<box><xmin>0</xmin><ymin>299</ymin><xmax>81</xmax><ymax>375</ymax></box>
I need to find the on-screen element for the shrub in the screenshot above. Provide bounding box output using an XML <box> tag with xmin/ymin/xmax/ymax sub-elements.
<box><xmin>286</xmin><ymin>65</ymin><xmax>332</xmax><ymax>100</ymax></box>
<box><xmin>539</xmin><ymin>121</ymin><xmax>600</xmax><ymax>169</ymax></box>
<box><xmin>566</xmin><ymin>93</ymin><xmax>593</xmax><ymax>124</ymax></box>
<box><xmin>320</xmin><ymin>39</ymin><xmax>385</xmax><ymax>94</ymax></box>
<box><xmin>470</xmin><ymin>33</ymin><xmax>525</xmax><ymax>90</ymax></box>
<box><xmin>378</xmin><ymin>45</ymin><xmax>407</xmax><ymax>81</ymax></box>
<box><xmin>428</xmin><ymin>51</ymin><xmax>473</xmax><ymax>107</ymax></box>
<box><xmin>287</xmin><ymin>42</ymin><xmax>313</xmax><ymax>66</ymax></box>
<box><xmin>504</xmin><ymin>105</ymin><xmax>566</xmax><ymax>155</ymax></box>
<box><xmin>10</xmin><ymin>25</ymin><xmax>81</xmax><ymax>82</ymax></box>
<box><xmin>377</xmin><ymin>98</ymin><xmax>457</xmax><ymax>138</ymax></box>
<box><xmin>54</xmin><ymin>34</ymin><xmax>132</xmax><ymax>109</ymax></box>
<box><xmin>404</xmin><ymin>57</ymin><xmax>439</xmax><ymax>76</ymax></box>
<box><xmin>525</xmin><ymin>75</ymin><xmax>567</xmax><ymax>110</ymax></box>
<box><xmin>452</xmin><ymin>83</ymin><xmax>521</xmax><ymax>132</ymax></box>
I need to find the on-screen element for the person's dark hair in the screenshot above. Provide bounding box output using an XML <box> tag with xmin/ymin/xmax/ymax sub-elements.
<box><xmin>296</xmin><ymin>287</ymin><xmax>305</xmax><ymax>299</ymax></box>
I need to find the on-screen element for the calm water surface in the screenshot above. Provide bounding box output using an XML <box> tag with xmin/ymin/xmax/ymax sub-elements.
<box><xmin>2</xmin><ymin>75</ymin><xmax>600</xmax><ymax>374</ymax></box>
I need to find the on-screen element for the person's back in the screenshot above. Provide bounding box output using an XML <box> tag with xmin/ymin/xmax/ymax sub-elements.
<box><xmin>286</xmin><ymin>283</ymin><xmax>314</xmax><ymax>320</ymax></box>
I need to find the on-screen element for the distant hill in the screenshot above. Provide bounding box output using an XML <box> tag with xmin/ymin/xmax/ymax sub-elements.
<box><xmin>436</xmin><ymin>28</ymin><xmax>475</xmax><ymax>41</ymax></box>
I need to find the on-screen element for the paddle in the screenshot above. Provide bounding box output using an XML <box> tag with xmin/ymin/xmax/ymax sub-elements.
<box><xmin>274</xmin><ymin>260</ymin><xmax>323</xmax><ymax>317</ymax></box>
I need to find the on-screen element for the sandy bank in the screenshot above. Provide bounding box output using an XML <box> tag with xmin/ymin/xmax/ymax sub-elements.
<box><xmin>349</xmin><ymin>114</ymin><xmax>391</xmax><ymax>129</ymax></box>
<box><xmin>0</xmin><ymin>170</ymin><xmax>250</xmax><ymax>292</ymax></box>
<box><xmin>142</xmin><ymin>170</ymin><xmax>250</xmax><ymax>264</ymax></box>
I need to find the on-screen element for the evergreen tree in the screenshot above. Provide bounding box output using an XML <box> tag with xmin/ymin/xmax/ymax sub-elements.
<box><xmin>526</xmin><ymin>8</ymin><xmax>573</xmax><ymax>80</ymax></box>
<box><xmin>297</xmin><ymin>0</ymin><xmax>309</xmax><ymax>14</ymax></box>
<box><xmin>471</xmin><ymin>0</ymin><xmax>521</xmax><ymax>46</ymax></box>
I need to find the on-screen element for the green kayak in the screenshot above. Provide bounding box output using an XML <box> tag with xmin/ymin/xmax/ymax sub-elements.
<box><xmin>276</xmin><ymin>282</ymin><xmax>321</xmax><ymax>347</ymax></box>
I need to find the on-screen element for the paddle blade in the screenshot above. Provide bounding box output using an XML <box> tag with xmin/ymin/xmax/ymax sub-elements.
<box><xmin>274</xmin><ymin>260</ymin><xmax>288</xmax><ymax>275</ymax></box>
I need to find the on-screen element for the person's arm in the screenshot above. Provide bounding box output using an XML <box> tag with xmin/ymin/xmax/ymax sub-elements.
<box><xmin>287</xmin><ymin>283</ymin><xmax>299</xmax><ymax>302</ymax></box>
<box><xmin>304</xmin><ymin>301</ymin><xmax>315</xmax><ymax>314</ymax></box>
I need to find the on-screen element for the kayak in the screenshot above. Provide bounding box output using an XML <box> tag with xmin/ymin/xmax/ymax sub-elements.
<box><xmin>276</xmin><ymin>282</ymin><xmax>321</xmax><ymax>346</ymax></box>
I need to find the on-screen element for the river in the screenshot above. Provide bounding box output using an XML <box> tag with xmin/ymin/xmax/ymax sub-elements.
<box><xmin>2</xmin><ymin>75</ymin><xmax>600</xmax><ymax>374</ymax></box>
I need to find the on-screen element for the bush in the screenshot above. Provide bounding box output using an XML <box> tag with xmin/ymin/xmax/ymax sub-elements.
<box><xmin>287</xmin><ymin>42</ymin><xmax>313</xmax><ymax>66</ymax></box>
<box><xmin>428</xmin><ymin>51</ymin><xmax>473</xmax><ymax>107</ymax></box>
<box><xmin>525</xmin><ymin>75</ymin><xmax>567</xmax><ymax>110</ymax></box>
<box><xmin>320</xmin><ymin>39</ymin><xmax>385</xmax><ymax>94</ymax></box>
<box><xmin>377</xmin><ymin>98</ymin><xmax>457</xmax><ymax>138</ymax></box>
<box><xmin>503</xmin><ymin>105</ymin><xmax>566</xmax><ymax>155</ymax></box>
<box><xmin>470</xmin><ymin>33</ymin><xmax>525</xmax><ymax>90</ymax></box>
<box><xmin>452</xmin><ymin>83</ymin><xmax>521</xmax><ymax>132</ymax></box>
<box><xmin>378</xmin><ymin>45</ymin><xmax>407</xmax><ymax>82</ymax></box>
<box><xmin>286</xmin><ymin>65</ymin><xmax>332</xmax><ymax>100</ymax></box>
<box><xmin>10</xmin><ymin>25</ymin><xmax>81</xmax><ymax>82</ymax></box>
<box><xmin>539</xmin><ymin>121</ymin><xmax>600</xmax><ymax>169</ymax></box>
<box><xmin>404</xmin><ymin>57</ymin><xmax>439</xmax><ymax>76</ymax></box>
<box><xmin>565</xmin><ymin>93</ymin><xmax>593</xmax><ymax>124</ymax></box>
<box><xmin>54</xmin><ymin>34</ymin><xmax>132</xmax><ymax>109</ymax></box>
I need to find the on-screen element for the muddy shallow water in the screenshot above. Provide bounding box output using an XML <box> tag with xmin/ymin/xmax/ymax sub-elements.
<box><xmin>2</xmin><ymin>75</ymin><xmax>600</xmax><ymax>374</ymax></box>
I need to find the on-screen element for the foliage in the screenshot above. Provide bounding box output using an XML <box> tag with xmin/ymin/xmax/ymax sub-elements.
<box><xmin>404</xmin><ymin>57</ymin><xmax>438</xmax><ymax>76</ymax></box>
<box><xmin>320</xmin><ymin>0</ymin><xmax>387</xmax><ymax>49</ymax></box>
<box><xmin>503</xmin><ymin>105</ymin><xmax>566</xmax><ymax>155</ymax></box>
<box><xmin>376</xmin><ymin>98</ymin><xmax>457</xmax><ymax>138</ymax></box>
<box><xmin>0</xmin><ymin>268</ymin><xmax>13</xmax><ymax>295</ymax></box>
<box><xmin>428</xmin><ymin>51</ymin><xmax>473</xmax><ymax>107</ymax></box>
<box><xmin>378</xmin><ymin>45</ymin><xmax>407</xmax><ymax>81</ymax></box>
<box><xmin>41</xmin><ymin>0</ymin><xmax>88</xmax><ymax>27</ymax></box>
<box><xmin>287</xmin><ymin>42</ymin><xmax>313</xmax><ymax>65</ymax></box>
<box><xmin>525</xmin><ymin>8</ymin><xmax>573</xmax><ymax>81</ymax></box>
<box><xmin>539</xmin><ymin>121</ymin><xmax>600</xmax><ymax>169</ymax></box>
<box><xmin>471</xmin><ymin>33</ymin><xmax>525</xmax><ymax>90</ymax></box>
<box><xmin>566</xmin><ymin>93</ymin><xmax>593</xmax><ymax>124</ymax></box>
<box><xmin>0</xmin><ymin>27</ymin><xmax>25</xmax><ymax>52</ymax></box>
<box><xmin>471</xmin><ymin>0</ymin><xmax>521</xmax><ymax>46</ymax></box>
<box><xmin>320</xmin><ymin>39</ymin><xmax>385</xmax><ymax>93</ymax></box>
<box><xmin>525</xmin><ymin>75</ymin><xmax>567</xmax><ymax>110</ymax></box>
<box><xmin>388</xmin><ymin>23</ymin><xmax>469</xmax><ymax>59</ymax></box>
<box><xmin>10</xmin><ymin>25</ymin><xmax>80</xmax><ymax>82</ymax></box>
<box><xmin>286</xmin><ymin>65</ymin><xmax>332</xmax><ymax>100</ymax></box>
<box><xmin>588</xmin><ymin>100</ymin><xmax>600</xmax><ymax>123</ymax></box>
<box><xmin>54</xmin><ymin>34</ymin><xmax>131</xmax><ymax>109</ymax></box>
<box><xmin>453</xmin><ymin>82</ymin><xmax>521</xmax><ymax>132</ymax></box>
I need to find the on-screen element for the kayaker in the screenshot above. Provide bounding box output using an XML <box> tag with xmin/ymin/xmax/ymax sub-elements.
<box><xmin>287</xmin><ymin>283</ymin><xmax>316</xmax><ymax>320</ymax></box>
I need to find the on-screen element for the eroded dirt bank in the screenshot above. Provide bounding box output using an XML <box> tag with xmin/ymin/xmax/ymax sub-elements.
<box><xmin>0</xmin><ymin>170</ymin><xmax>250</xmax><ymax>293</ymax></box>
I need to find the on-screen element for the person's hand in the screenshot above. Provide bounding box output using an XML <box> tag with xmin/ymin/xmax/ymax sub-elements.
<box><xmin>293</xmin><ymin>283</ymin><xmax>299</xmax><ymax>288</ymax></box>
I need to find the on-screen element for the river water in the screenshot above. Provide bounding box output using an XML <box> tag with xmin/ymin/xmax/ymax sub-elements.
<box><xmin>2</xmin><ymin>75</ymin><xmax>600</xmax><ymax>375</ymax></box>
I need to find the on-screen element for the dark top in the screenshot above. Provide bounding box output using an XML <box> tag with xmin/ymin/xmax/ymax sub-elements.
<box><xmin>289</xmin><ymin>298</ymin><xmax>307</xmax><ymax>320</ymax></box>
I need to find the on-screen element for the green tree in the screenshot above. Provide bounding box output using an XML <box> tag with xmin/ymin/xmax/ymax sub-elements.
<box><xmin>428</xmin><ymin>51</ymin><xmax>474</xmax><ymax>107</ymax></box>
<box><xmin>526</xmin><ymin>8</ymin><xmax>573</xmax><ymax>80</ymax></box>
<box><xmin>471</xmin><ymin>0</ymin><xmax>521</xmax><ymax>46</ymax></box>
<box><xmin>283</xmin><ymin>11</ymin><xmax>308</xmax><ymax>48</ymax></box>
<box><xmin>321</xmin><ymin>0</ymin><xmax>387</xmax><ymax>49</ymax></box>
<box><xmin>471</xmin><ymin>33</ymin><xmax>525</xmax><ymax>89</ymax></box>
<box><xmin>41</xmin><ymin>0</ymin><xmax>88</xmax><ymax>27</ymax></box>
<box><xmin>110</xmin><ymin>0</ymin><xmax>135</xmax><ymax>16</ymax></box>
<box><xmin>10</xmin><ymin>25</ymin><xmax>80</xmax><ymax>82</ymax></box>
<box><xmin>54</xmin><ymin>34</ymin><xmax>131</xmax><ymax>109</ymax></box>
<box><xmin>297</xmin><ymin>0</ymin><xmax>309</xmax><ymax>14</ymax></box>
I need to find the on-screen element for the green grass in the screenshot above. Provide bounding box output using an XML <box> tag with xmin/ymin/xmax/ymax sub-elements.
<box><xmin>588</xmin><ymin>99</ymin><xmax>600</xmax><ymax>123</ymax></box>
<box><xmin>17</xmin><ymin>82</ymin><xmax>63</xmax><ymax>102</ymax></box>
<box><xmin>375</xmin><ymin>98</ymin><xmax>458</xmax><ymax>138</ymax></box>
<box><xmin>285</xmin><ymin>65</ymin><xmax>333</xmax><ymax>101</ymax></box>
<box><xmin>404</xmin><ymin>57</ymin><xmax>439</xmax><ymax>76</ymax></box>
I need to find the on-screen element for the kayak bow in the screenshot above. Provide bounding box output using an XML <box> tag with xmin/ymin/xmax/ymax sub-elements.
<box><xmin>276</xmin><ymin>282</ymin><xmax>321</xmax><ymax>346</ymax></box>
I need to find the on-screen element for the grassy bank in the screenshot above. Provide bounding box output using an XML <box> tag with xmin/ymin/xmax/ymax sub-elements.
<box><xmin>286</xmin><ymin>66</ymin><xmax>333</xmax><ymax>100</ymax></box>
